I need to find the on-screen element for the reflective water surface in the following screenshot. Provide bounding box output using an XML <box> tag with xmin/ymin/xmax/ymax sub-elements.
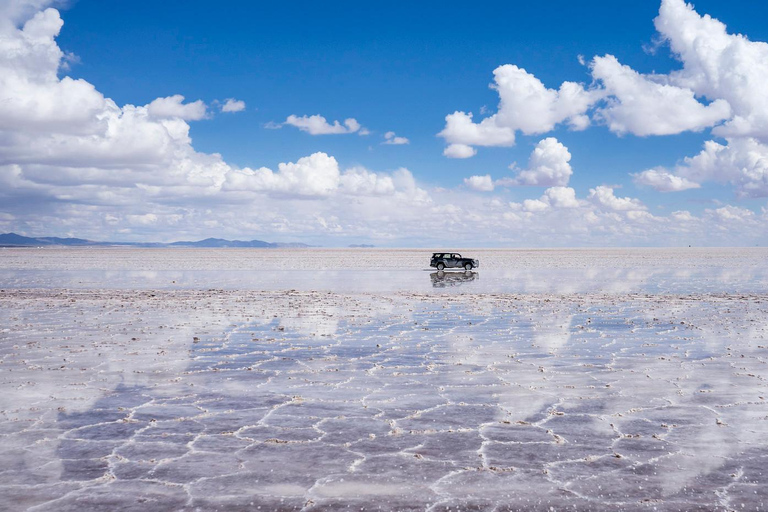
<box><xmin>1</xmin><ymin>264</ymin><xmax>767</xmax><ymax>294</ymax></box>
<box><xmin>1</xmin><ymin>249</ymin><xmax>767</xmax><ymax>510</ymax></box>
<box><xmin>1</xmin><ymin>246</ymin><xmax>767</xmax><ymax>294</ymax></box>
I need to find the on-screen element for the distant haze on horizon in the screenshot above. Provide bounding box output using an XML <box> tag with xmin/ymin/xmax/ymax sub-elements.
<box><xmin>1</xmin><ymin>0</ymin><xmax>768</xmax><ymax>247</ymax></box>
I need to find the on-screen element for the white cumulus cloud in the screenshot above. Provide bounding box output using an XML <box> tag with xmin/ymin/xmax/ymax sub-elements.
<box><xmin>644</xmin><ymin>138</ymin><xmax>768</xmax><ymax>198</ymax></box>
<box><xmin>223</xmin><ymin>152</ymin><xmax>341</xmax><ymax>198</ymax></box>
<box><xmin>588</xmin><ymin>186</ymin><xmax>646</xmax><ymax>211</ymax></box>
<box><xmin>657</xmin><ymin>0</ymin><xmax>768</xmax><ymax>141</ymax></box>
<box><xmin>705</xmin><ymin>205</ymin><xmax>755</xmax><ymax>223</ymax></box>
<box><xmin>474</xmin><ymin>138</ymin><xmax>575</xmax><ymax>190</ymax></box>
<box><xmin>522</xmin><ymin>198</ymin><xmax>549</xmax><ymax>212</ymax></box>
<box><xmin>632</xmin><ymin>168</ymin><xmax>701</xmax><ymax>192</ymax></box>
<box><xmin>542</xmin><ymin>186</ymin><xmax>580</xmax><ymax>208</ymax></box>
<box><xmin>487</xmin><ymin>138</ymin><xmax>574</xmax><ymax>189</ymax></box>
<box><xmin>439</xmin><ymin>111</ymin><xmax>515</xmax><ymax>151</ymax></box>
<box><xmin>436</xmin><ymin>0</ymin><xmax>768</xmax><ymax>203</ymax></box>
<box><xmin>438</xmin><ymin>66</ymin><xmax>595</xmax><ymax>156</ymax></box>
<box><xmin>590</xmin><ymin>54</ymin><xmax>730</xmax><ymax>136</ymax></box>
<box><xmin>383</xmin><ymin>131</ymin><xmax>409</xmax><ymax>145</ymax></box>
<box><xmin>443</xmin><ymin>143</ymin><xmax>477</xmax><ymax>159</ymax></box>
<box><xmin>221</xmin><ymin>98</ymin><xmax>246</xmax><ymax>113</ymax></box>
<box><xmin>1</xmin><ymin>1</ymin><xmax>767</xmax><ymax>246</ymax></box>
<box><xmin>626</xmin><ymin>0</ymin><xmax>768</xmax><ymax>198</ymax></box>
<box><xmin>671</xmin><ymin>210</ymin><xmax>697</xmax><ymax>222</ymax></box>
<box><xmin>147</xmin><ymin>95</ymin><xmax>207</xmax><ymax>120</ymax></box>
<box><xmin>284</xmin><ymin>114</ymin><xmax>363</xmax><ymax>135</ymax></box>
<box><xmin>464</xmin><ymin>175</ymin><xmax>494</xmax><ymax>192</ymax></box>
<box><xmin>339</xmin><ymin>166</ymin><xmax>397</xmax><ymax>196</ymax></box>
<box><xmin>507</xmin><ymin>137</ymin><xmax>573</xmax><ymax>187</ymax></box>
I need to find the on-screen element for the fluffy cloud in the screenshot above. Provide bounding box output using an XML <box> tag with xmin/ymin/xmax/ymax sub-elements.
<box><xmin>339</xmin><ymin>166</ymin><xmax>397</xmax><ymax>195</ymax></box>
<box><xmin>224</xmin><ymin>152</ymin><xmax>341</xmax><ymax>198</ymax></box>
<box><xmin>464</xmin><ymin>137</ymin><xmax>574</xmax><ymax>191</ymax></box>
<box><xmin>542</xmin><ymin>186</ymin><xmax>580</xmax><ymax>208</ymax></box>
<box><xmin>0</xmin><ymin>7</ymin><xmax>208</xmax><ymax>174</ymax></box>
<box><xmin>464</xmin><ymin>175</ymin><xmax>494</xmax><ymax>192</ymax></box>
<box><xmin>223</xmin><ymin>154</ymin><xmax>413</xmax><ymax>199</ymax></box>
<box><xmin>437</xmin><ymin>0</ymin><xmax>768</xmax><ymax>206</ymax></box>
<box><xmin>1</xmin><ymin>1</ymin><xmax>767</xmax><ymax>246</ymax></box>
<box><xmin>491</xmin><ymin>65</ymin><xmax>595</xmax><ymax>134</ymax></box>
<box><xmin>439</xmin><ymin>48</ymin><xmax>729</xmax><ymax>157</ymax></box>
<box><xmin>221</xmin><ymin>98</ymin><xmax>246</xmax><ymax>113</ymax></box>
<box><xmin>284</xmin><ymin>114</ymin><xmax>363</xmax><ymax>135</ymax></box>
<box><xmin>588</xmin><ymin>186</ymin><xmax>646</xmax><ymax>211</ymax></box>
<box><xmin>437</xmin><ymin>18</ymin><xmax>732</xmax><ymax>156</ymax></box>
<box><xmin>516</xmin><ymin>187</ymin><xmax>581</xmax><ymax>212</ymax></box>
<box><xmin>383</xmin><ymin>131</ymin><xmax>409</xmax><ymax>145</ymax></box>
<box><xmin>670</xmin><ymin>210</ymin><xmax>694</xmax><ymax>221</ymax></box>
<box><xmin>0</xmin><ymin>4</ymin><xmax>431</xmax><ymax>240</ymax></box>
<box><xmin>438</xmin><ymin>66</ymin><xmax>595</xmax><ymax>155</ymax></box>
<box><xmin>705</xmin><ymin>205</ymin><xmax>756</xmax><ymax>223</ymax></box>
<box><xmin>522</xmin><ymin>198</ymin><xmax>549</xmax><ymax>212</ymax></box>
<box><xmin>0</xmin><ymin>8</ymin><xmax>111</xmax><ymax>135</ymax></box>
<box><xmin>506</xmin><ymin>137</ymin><xmax>572</xmax><ymax>187</ymax></box>
<box><xmin>639</xmin><ymin>138</ymin><xmax>768</xmax><ymax>197</ymax></box>
<box><xmin>443</xmin><ymin>143</ymin><xmax>477</xmax><ymax>159</ymax></box>
<box><xmin>590</xmin><ymin>54</ymin><xmax>730</xmax><ymax>136</ymax></box>
<box><xmin>440</xmin><ymin>111</ymin><xmax>515</xmax><ymax>150</ymax></box>
<box><xmin>147</xmin><ymin>95</ymin><xmax>207</xmax><ymax>120</ymax></box>
<box><xmin>627</xmin><ymin>0</ymin><xmax>768</xmax><ymax>197</ymax></box>
<box><xmin>632</xmin><ymin>168</ymin><xmax>700</xmax><ymax>192</ymax></box>
<box><xmin>466</xmin><ymin>138</ymin><xmax>573</xmax><ymax>190</ymax></box>
<box><xmin>656</xmin><ymin>0</ymin><xmax>768</xmax><ymax>141</ymax></box>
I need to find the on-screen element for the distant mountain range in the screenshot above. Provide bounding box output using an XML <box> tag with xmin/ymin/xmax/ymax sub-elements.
<box><xmin>0</xmin><ymin>233</ymin><xmax>311</xmax><ymax>248</ymax></box>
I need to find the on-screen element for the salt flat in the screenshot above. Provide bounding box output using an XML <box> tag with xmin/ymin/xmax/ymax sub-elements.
<box><xmin>1</xmin><ymin>248</ymin><xmax>767</xmax><ymax>511</ymax></box>
<box><xmin>1</xmin><ymin>247</ymin><xmax>767</xmax><ymax>294</ymax></box>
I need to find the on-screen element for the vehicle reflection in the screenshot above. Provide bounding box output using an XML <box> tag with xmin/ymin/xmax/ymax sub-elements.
<box><xmin>430</xmin><ymin>270</ymin><xmax>478</xmax><ymax>288</ymax></box>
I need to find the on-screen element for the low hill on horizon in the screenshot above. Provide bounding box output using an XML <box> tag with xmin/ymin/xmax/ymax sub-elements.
<box><xmin>0</xmin><ymin>233</ymin><xmax>312</xmax><ymax>248</ymax></box>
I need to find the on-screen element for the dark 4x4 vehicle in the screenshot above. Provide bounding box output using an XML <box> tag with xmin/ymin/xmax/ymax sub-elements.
<box><xmin>430</xmin><ymin>252</ymin><xmax>479</xmax><ymax>271</ymax></box>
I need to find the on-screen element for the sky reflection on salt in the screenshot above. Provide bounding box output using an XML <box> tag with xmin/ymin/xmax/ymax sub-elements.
<box><xmin>1</xmin><ymin>249</ymin><xmax>768</xmax><ymax>509</ymax></box>
<box><xmin>1</xmin><ymin>265</ymin><xmax>767</xmax><ymax>294</ymax></box>
<box><xmin>1</xmin><ymin>288</ymin><xmax>767</xmax><ymax>510</ymax></box>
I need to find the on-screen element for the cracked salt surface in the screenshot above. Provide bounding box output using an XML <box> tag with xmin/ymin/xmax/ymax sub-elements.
<box><xmin>1</xmin><ymin>249</ymin><xmax>767</xmax><ymax>511</ymax></box>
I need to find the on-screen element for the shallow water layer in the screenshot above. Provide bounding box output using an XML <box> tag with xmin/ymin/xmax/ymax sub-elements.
<box><xmin>2</xmin><ymin>247</ymin><xmax>767</xmax><ymax>294</ymax></box>
<box><xmin>1</xmin><ymin>288</ymin><xmax>767</xmax><ymax>511</ymax></box>
<box><xmin>2</xmin><ymin>265</ymin><xmax>768</xmax><ymax>295</ymax></box>
<box><xmin>0</xmin><ymin>267</ymin><xmax>766</xmax><ymax>295</ymax></box>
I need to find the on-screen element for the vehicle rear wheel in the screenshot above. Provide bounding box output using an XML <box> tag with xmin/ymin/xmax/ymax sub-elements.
<box><xmin>437</xmin><ymin>263</ymin><xmax>445</xmax><ymax>270</ymax></box>
<box><xmin>464</xmin><ymin>263</ymin><xmax>472</xmax><ymax>270</ymax></box>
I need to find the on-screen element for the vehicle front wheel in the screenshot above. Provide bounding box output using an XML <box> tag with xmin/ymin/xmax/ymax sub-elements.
<box><xmin>464</xmin><ymin>263</ymin><xmax>473</xmax><ymax>271</ymax></box>
<box><xmin>437</xmin><ymin>263</ymin><xmax>445</xmax><ymax>270</ymax></box>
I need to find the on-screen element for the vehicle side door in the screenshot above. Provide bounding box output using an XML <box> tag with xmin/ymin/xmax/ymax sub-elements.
<box><xmin>448</xmin><ymin>253</ymin><xmax>460</xmax><ymax>268</ymax></box>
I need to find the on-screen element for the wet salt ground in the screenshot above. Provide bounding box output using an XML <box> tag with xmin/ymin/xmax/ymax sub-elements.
<box><xmin>2</xmin><ymin>266</ymin><xmax>768</xmax><ymax>295</ymax></box>
<box><xmin>1</xmin><ymin>288</ymin><xmax>768</xmax><ymax>511</ymax></box>
<box><xmin>2</xmin><ymin>247</ymin><xmax>767</xmax><ymax>295</ymax></box>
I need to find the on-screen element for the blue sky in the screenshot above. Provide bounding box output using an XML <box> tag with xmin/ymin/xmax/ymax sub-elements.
<box><xmin>55</xmin><ymin>1</ymin><xmax>713</xmax><ymax>172</ymax></box>
<box><xmin>1</xmin><ymin>0</ymin><xmax>768</xmax><ymax>245</ymax></box>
